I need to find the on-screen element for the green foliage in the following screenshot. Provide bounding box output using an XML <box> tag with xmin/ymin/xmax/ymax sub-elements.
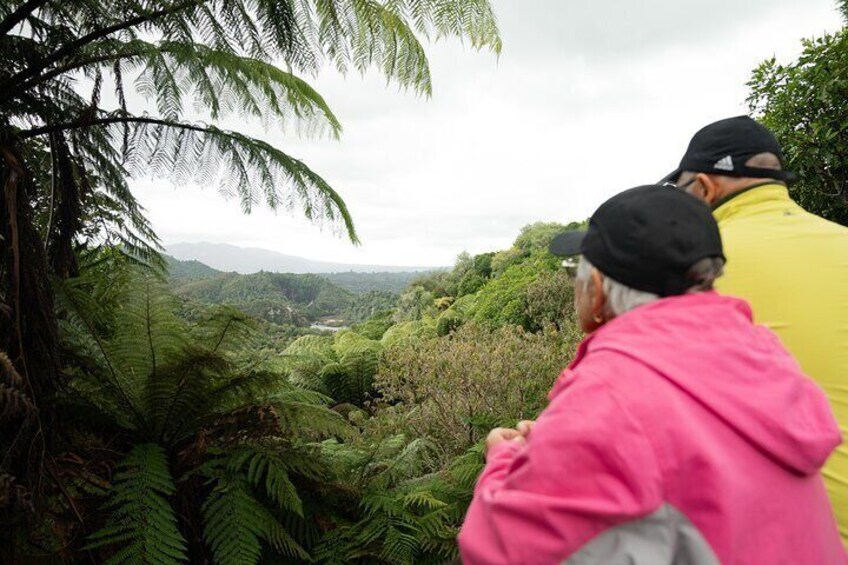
<box><xmin>514</xmin><ymin>222</ymin><xmax>575</xmax><ymax>254</ymax></box>
<box><xmin>414</xmin><ymin>252</ymin><xmax>494</xmax><ymax>299</ymax></box>
<box><xmin>470</xmin><ymin>263</ymin><xmax>539</xmax><ymax>329</ymax></box>
<box><xmin>168</xmin><ymin>257</ymin><xmax>404</xmax><ymax>328</ymax></box>
<box><xmin>0</xmin><ymin>1</ymin><xmax>507</xmax><ymax>561</ymax></box>
<box><xmin>490</xmin><ymin>222</ymin><xmax>584</xmax><ymax>277</ymax></box>
<box><xmin>281</xmin><ymin>335</ymin><xmax>337</xmax><ymax>393</ymax></box>
<box><xmin>381</xmin><ymin>320</ymin><xmax>438</xmax><ymax>349</ymax></box>
<box><xmin>315</xmin><ymin>435</ymin><xmax>443</xmax><ymax>564</ymax></box>
<box><xmin>351</xmin><ymin>310</ymin><xmax>396</xmax><ymax>340</ymax></box>
<box><xmin>87</xmin><ymin>444</ymin><xmax>188</xmax><ymax>565</ymax></box>
<box><xmin>525</xmin><ymin>270</ymin><xmax>577</xmax><ymax>332</ymax></box>
<box><xmin>321</xmin><ymin>272</ymin><xmax>429</xmax><ymax>295</ymax></box>
<box><xmin>320</xmin><ymin>333</ymin><xmax>384</xmax><ymax>406</ymax></box>
<box><xmin>376</xmin><ymin>323</ymin><xmax>578</xmax><ymax>462</ymax></box>
<box><xmin>435</xmin><ymin>310</ymin><xmax>464</xmax><ymax>337</ymax></box>
<box><xmin>165</xmin><ymin>256</ymin><xmax>222</xmax><ymax>282</ymax></box>
<box><xmin>449</xmin><ymin>293</ymin><xmax>479</xmax><ymax>317</ymax></box>
<box><xmin>172</xmin><ymin>271</ymin><xmax>355</xmax><ymax>325</ymax></box>
<box><xmin>393</xmin><ymin>285</ymin><xmax>437</xmax><ymax>322</ymax></box>
<box><xmin>344</xmin><ymin>291</ymin><xmax>398</xmax><ymax>324</ymax></box>
<box><xmin>202</xmin><ymin>480</ymin><xmax>269</xmax><ymax>565</ymax></box>
<box><xmin>456</xmin><ymin>271</ymin><xmax>486</xmax><ymax>297</ymax></box>
<box><xmin>7</xmin><ymin>217</ymin><xmax>591</xmax><ymax>563</ymax></box>
<box><xmin>748</xmin><ymin>11</ymin><xmax>848</xmax><ymax>225</ymax></box>
<box><xmin>56</xmin><ymin>264</ymin><xmax>348</xmax><ymax>563</ymax></box>
<box><xmin>201</xmin><ymin>449</ymin><xmax>313</xmax><ymax>564</ymax></box>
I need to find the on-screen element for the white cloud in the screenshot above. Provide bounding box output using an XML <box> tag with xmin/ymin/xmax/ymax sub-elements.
<box><xmin>135</xmin><ymin>0</ymin><xmax>845</xmax><ymax>267</ymax></box>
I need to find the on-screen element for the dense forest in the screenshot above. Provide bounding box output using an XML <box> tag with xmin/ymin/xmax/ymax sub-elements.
<box><xmin>2</xmin><ymin>0</ymin><xmax>848</xmax><ymax>563</ymax></box>
<box><xmin>167</xmin><ymin>255</ymin><xmax>422</xmax><ymax>327</ymax></box>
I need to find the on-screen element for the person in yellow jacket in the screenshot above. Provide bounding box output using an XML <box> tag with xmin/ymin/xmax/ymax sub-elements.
<box><xmin>662</xmin><ymin>115</ymin><xmax>848</xmax><ymax>545</ymax></box>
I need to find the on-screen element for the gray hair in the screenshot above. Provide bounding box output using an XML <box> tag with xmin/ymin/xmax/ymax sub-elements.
<box><xmin>575</xmin><ymin>256</ymin><xmax>724</xmax><ymax>318</ymax></box>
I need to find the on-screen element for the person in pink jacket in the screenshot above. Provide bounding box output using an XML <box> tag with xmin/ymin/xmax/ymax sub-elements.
<box><xmin>458</xmin><ymin>185</ymin><xmax>845</xmax><ymax>564</ymax></box>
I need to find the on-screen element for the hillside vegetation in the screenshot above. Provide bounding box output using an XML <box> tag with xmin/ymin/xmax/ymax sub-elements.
<box><xmin>167</xmin><ymin>255</ymin><xmax>427</xmax><ymax>330</ymax></box>
<box><xmin>172</xmin><ymin>270</ymin><xmax>355</xmax><ymax>325</ymax></box>
<box><xmin>3</xmin><ymin>221</ymin><xmax>584</xmax><ymax>564</ymax></box>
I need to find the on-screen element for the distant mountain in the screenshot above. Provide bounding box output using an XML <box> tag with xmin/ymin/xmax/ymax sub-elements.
<box><xmin>167</xmin><ymin>242</ymin><xmax>440</xmax><ymax>274</ymax></box>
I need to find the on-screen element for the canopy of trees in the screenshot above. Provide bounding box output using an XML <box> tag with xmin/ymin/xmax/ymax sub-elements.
<box><xmin>748</xmin><ymin>0</ymin><xmax>848</xmax><ymax>226</ymax></box>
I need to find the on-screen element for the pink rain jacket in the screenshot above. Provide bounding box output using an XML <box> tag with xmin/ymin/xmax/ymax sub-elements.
<box><xmin>459</xmin><ymin>292</ymin><xmax>845</xmax><ymax>564</ymax></box>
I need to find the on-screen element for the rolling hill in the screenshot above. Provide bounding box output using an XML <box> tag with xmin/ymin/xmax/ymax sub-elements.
<box><xmin>166</xmin><ymin>256</ymin><xmax>400</xmax><ymax>326</ymax></box>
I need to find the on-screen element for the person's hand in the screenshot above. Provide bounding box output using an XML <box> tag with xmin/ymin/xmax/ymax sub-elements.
<box><xmin>484</xmin><ymin>427</ymin><xmax>525</xmax><ymax>457</ymax></box>
<box><xmin>516</xmin><ymin>420</ymin><xmax>536</xmax><ymax>437</ymax></box>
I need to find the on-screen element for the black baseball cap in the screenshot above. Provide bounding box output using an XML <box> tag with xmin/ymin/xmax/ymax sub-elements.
<box><xmin>661</xmin><ymin>116</ymin><xmax>795</xmax><ymax>184</ymax></box>
<box><xmin>549</xmin><ymin>185</ymin><xmax>724</xmax><ymax>297</ymax></box>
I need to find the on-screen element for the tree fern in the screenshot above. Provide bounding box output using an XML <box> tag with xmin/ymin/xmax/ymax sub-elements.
<box><xmin>282</xmin><ymin>335</ymin><xmax>337</xmax><ymax>393</ymax></box>
<box><xmin>319</xmin><ymin>333</ymin><xmax>383</xmax><ymax>406</ymax></box>
<box><xmin>2</xmin><ymin>0</ymin><xmax>501</xmax><ymax>272</ymax></box>
<box><xmin>56</xmin><ymin>264</ymin><xmax>350</xmax><ymax>561</ymax></box>
<box><xmin>87</xmin><ymin>443</ymin><xmax>188</xmax><ymax>565</ymax></box>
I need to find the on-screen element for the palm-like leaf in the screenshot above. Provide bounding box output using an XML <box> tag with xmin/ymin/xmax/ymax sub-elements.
<box><xmin>86</xmin><ymin>443</ymin><xmax>188</xmax><ymax>565</ymax></box>
<box><xmin>1</xmin><ymin>0</ymin><xmax>501</xmax><ymax>268</ymax></box>
<box><xmin>202</xmin><ymin>475</ymin><xmax>311</xmax><ymax>564</ymax></box>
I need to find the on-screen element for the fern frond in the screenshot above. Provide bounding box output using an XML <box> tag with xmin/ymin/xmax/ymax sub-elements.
<box><xmin>144</xmin><ymin>345</ymin><xmax>230</xmax><ymax>444</ymax></box>
<box><xmin>318</xmin><ymin>335</ymin><xmax>382</xmax><ymax>405</ymax></box>
<box><xmin>87</xmin><ymin>443</ymin><xmax>187</xmax><ymax>565</ymax></box>
<box><xmin>379</xmin><ymin>525</ymin><xmax>419</xmax><ymax>565</ymax></box>
<box><xmin>202</xmin><ymin>476</ymin><xmax>310</xmax><ymax>564</ymax></box>
<box><xmin>401</xmin><ymin>490</ymin><xmax>447</xmax><ymax>512</ymax></box>
<box><xmin>227</xmin><ymin>446</ymin><xmax>303</xmax><ymax>517</ymax></box>
<box><xmin>202</xmin><ymin>479</ymin><xmax>266</xmax><ymax>565</ymax></box>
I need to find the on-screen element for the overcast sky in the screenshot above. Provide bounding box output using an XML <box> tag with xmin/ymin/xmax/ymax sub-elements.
<box><xmin>134</xmin><ymin>0</ymin><xmax>845</xmax><ymax>268</ymax></box>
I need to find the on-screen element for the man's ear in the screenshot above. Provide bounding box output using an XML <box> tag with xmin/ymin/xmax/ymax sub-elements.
<box><xmin>697</xmin><ymin>173</ymin><xmax>720</xmax><ymax>205</ymax></box>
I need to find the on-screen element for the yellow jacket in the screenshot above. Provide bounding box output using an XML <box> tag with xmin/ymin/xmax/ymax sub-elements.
<box><xmin>714</xmin><ymin>183</ymin><xmax>848</xmax><ymax>544</ymax></box>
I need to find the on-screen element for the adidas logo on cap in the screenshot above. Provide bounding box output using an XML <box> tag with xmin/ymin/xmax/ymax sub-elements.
<box><xmin>713</xmin><ymin>155</ymin><xmax>734</xmax><ymax>171</ymax></box>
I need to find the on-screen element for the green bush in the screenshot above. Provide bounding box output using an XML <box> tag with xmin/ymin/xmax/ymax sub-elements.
<box><xmin>351</xmin><ymin>311</ymin><xmax>396</xmax><ymax>340</ymax></box>
<box><xmin>436</xmin><ymin>310</ymin><xmax>464</xmax><ymax>336</ymax></box>
<box><xmin>381</xmin><ymin>320</ymin><xmax>438</xmax><ymax>349</ymax></box>
<box><xmin>748</xmin><ymin>11</ymin><xmax>848</xmax><ymax>226</ymax></box>
<box><xmin>470</xmin><ymin>263</ymin><xmax>538</xmax><ymax>329</ymax></box>
<box><xmin>375</xmin><ymin>323</ymin><xmax>579</xmax><ymax>462</ymax></box>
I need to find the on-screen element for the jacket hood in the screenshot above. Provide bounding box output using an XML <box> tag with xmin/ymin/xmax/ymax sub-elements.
<box><xmin>585</xmin><ymin>292</ymin><xmax>841</xmax><ymax>475</ymax></box>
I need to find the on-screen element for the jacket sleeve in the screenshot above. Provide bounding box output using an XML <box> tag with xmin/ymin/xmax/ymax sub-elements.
<box><xmin>457</xmin><ymin>363</ymin><xmax>663</xmax><ymax>565</ymax></box>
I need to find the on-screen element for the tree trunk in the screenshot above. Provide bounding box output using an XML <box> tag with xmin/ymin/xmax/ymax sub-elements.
<box><xmin>0</xmin><ymin>140</ymin><xmax>61</xmax><ymax>487</ymax></box>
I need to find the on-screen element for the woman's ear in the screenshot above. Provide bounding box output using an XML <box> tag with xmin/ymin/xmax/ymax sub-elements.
<box><xmin>591</xmin><ymin>268</ymin><xmax>605</xmax><ymax>322</ymax></box>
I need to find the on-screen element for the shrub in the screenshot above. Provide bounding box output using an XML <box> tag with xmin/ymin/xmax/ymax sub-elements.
<box><xmin>375</xmin><ymin>323</ymin><xmax>579</xmax><ymax>462</ymax></box>
<box><xmin>436</xmin><ymin>311</ymin><xmax>464</xmax><ymax>337</ymax></box>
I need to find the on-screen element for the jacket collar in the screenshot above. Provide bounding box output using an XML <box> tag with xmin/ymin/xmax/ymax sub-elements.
<box><xmin>712</xmin><ymin>182</ymin><xmax>791</xmax><ymax>223</ymax></box>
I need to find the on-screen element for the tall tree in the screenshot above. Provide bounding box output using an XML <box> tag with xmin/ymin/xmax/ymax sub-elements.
<box><xmin>747</xmin><ymin>0</ymin><xmax>848</xmax><ymax>226</ymax></box>
<box><xmin>0</xmin><ymin>0</ymin><xmax>500</xmax><ymax>504</ymax></box>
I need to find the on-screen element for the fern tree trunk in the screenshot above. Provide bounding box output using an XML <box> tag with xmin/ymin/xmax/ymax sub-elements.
<box><xmin>175</xmin><ymin>473</ymin><xmax>214</xmax><ymax>563</ymax></box>
<box><xmin>0</xmin><ymin>135</ymin><xmax>61</xmax><ymax>490</ymax></box>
